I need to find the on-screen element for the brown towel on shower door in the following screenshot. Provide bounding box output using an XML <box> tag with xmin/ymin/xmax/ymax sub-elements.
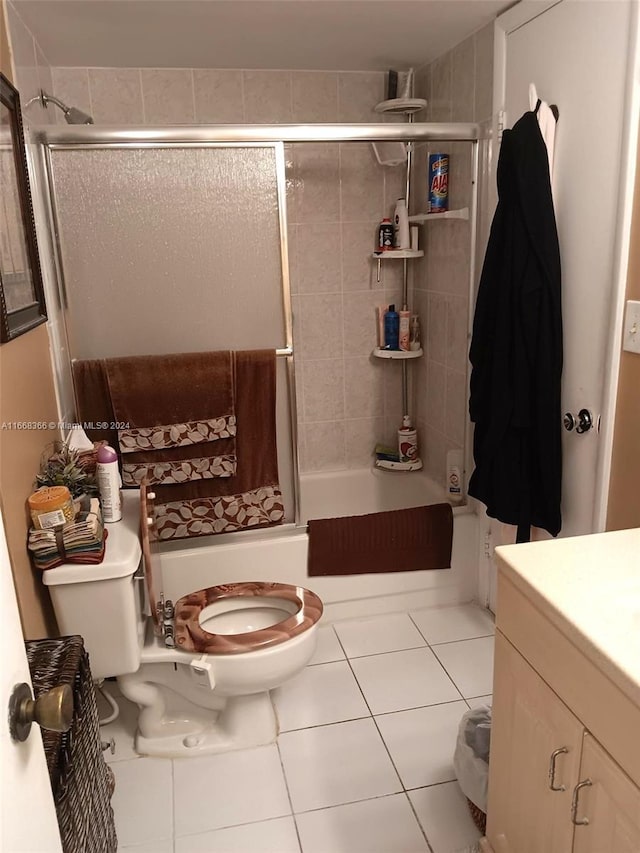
<box><xmin>73</xmin><ymin>350</ymin><xmax>284</xmax><ymax>539</ymax></box>
<box><xmin>307</xmin><ymin>504</ymin><xmax>453</xmax><ymax>576</ymax></box>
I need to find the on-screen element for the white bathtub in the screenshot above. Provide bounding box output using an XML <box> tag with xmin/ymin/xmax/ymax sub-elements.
<box><xmin>160</xmin><ymin>468</ymin><xmax>480</xmax><ymax>622</ymax></box>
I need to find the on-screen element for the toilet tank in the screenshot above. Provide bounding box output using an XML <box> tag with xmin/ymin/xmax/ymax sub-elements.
<box><xmin>42</xmin><ymin>492</ymin><xmax>144</xmax><ymax>681</ymax></box>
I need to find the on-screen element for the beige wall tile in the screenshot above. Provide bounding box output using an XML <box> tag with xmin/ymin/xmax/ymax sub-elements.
<box><xmin>474</xmin><ymin>24</ymin><xmax>494</xmax><ymax>123</ymax></box>
<box><xmin>342</xmin><ymin>221</ymin><xmax>377</xmax><ymax>291</ymax></box>
<box><xmin>384</xmin><ymin>163</ymin><xmax>407</xmax><ymax>216</ymax></box>
<box><xmin>287</xmin><ymin>223</ymin><xmax>299</xmax><ymax>294</ymax></box>
<box><xmin>424</xmin><ymin>359</ymin><xmax>446</xmax><ymax>432</ymax></box>
<box><xmin>427</xmin><ymin>292</ymin><xmax>447</xmax><ymax>364</ymax></box>
<box><xmin>451</xmin><ymin>36</ymin><xmax>475</xmax><ymax>122</ymax></box>
<box><xmin>344</xmin><ymin>356</ymin><xmax>384</xmax><ymax>418</ymax></box>
<box><xmin>303</xmin><ymin>358</ymin><xmax>345</xmax><ymax>421</ymax></box>
<box><xmin>446</xmin><ymin>294</ymin><xmax>469</xmax><ymax>373</ymax></box>
<box><xmin>292</xmin><ymin>143</ymin><xmax>340</xmax><ymax>224</ymax></box>
<box><xmin>340</xmin><ymin>143</ymin><xmax>384</xmax><ymax>222</ymax></box>
<box><xmin>337</xmin><ymin>72</ymin><xmax>384</xmax><ymax>122</ymax></box>
<box><xmin>88</xmin><ymin>68</ymin><xmax>143</xmax><ymax>124</ymax></box>
<box><xmin>445</xmin><ymin>367</ymin><xmax>466</xmax><ymax>447</ymax></box>
<box><xmin>298</xmin><ymin>293</ymin><xmax>343</xmax><ymax>359</ymax></box>
<box><xmin>293</xmin><ymin>357</ymin><xmax>305</xmax><ymax>422</ymax></box>
<box><xmin>343</xmin><ymin>291</ymin><xmax>380</xmax><ymax>357</ymax></box>
<box><xmin>141</xmin><ymin>69</ymin><xmax>194</xmax><ymax>124</ymax></box>
<box><xmin>383</xmin><ymin>360</ymin><xmax>403</xmax><ymax>422</ymax></box>
<box><xmin>414</xmin><ymin>65</ymin><xmax>432</xmax><ymax>119</ymax></box>
<box><xmin>193</xmin><ymin>69</ymin><xmax>244</xmax><ymax>123</ymax></box>
<box><xmin>35</xmin><ymin>45</ymin><xmax>55</xmax><ymax>125</ymax></box>
<box><xmin>296</xmin><ymin>223</ymin><xmax>342</xmax><ymax>293</ymax></box>
<box><xmin>52</xmin><ymin>67</ymin><xmax>91</xmax><ymax>121</ymax></box>
<box><xmin>243</xmin><ymin>70</ymin><xmax>292</xmax><ymax>123</ymax></box>
<box><xmin>345</xmin><ymin>417</ymin><xmax>384</xmax><ymax>468</ymax></box>
<box><xmin>6</xmin><ymin>2</ymin><xmax>40</xmax><ymax>114</ymax></box>
<box><xmin>303</xmin><ymin>421</ymin><xmax>346</xmax><ymax>472</ymax></box>
<box><xmin>430</xmin><ymin>52</ymin><xmax>452</xmax><ymax>123</ymax></box>
<box><xmin>292</xmin><ymin>72</ymin><xmax>338</xmax><ymax>123</ymax></box>
<box><xmin>423</xmin><ymin>423</ymin><xmax>447</xmax><ymax>486</ymax></box>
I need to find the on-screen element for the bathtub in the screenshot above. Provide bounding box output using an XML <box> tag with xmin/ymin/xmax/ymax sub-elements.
<box><xmin>159</xmin><ymin>467</ymin><xmax>480</xmax><ymax>622</ymax></box>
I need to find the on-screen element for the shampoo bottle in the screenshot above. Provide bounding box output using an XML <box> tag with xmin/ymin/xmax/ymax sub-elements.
<box><xmin>399</xmin><ymin>307</ymin><xmax>411</xmax><ymax>351</ymax></box>
<box><xmin>384</xmin><ymin>305</ymin><xmax>400</xmax><ymax>350</ymax></box>
<box><xmin>394</xmin><ymin>198</ymin><xmax>410</xmax><ymax>249</ymax></box>
<box><xmin>96</xmin><ymin>445</ymin><xmax>122</xmax><ymax>522</ymax></box>
<box><xmin>446</xmin><ymin>448</ymin><xmax>463</xmax><ymax>504</ymax></box>
<box><xmin>398</xmin><ymin>415</ymin><xmax>418</xmax><ymax>462</ymax></box>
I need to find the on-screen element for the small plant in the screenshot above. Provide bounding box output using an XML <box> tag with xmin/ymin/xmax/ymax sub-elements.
<box><xmin>36</xmin><ymin>442</ymin><xmax>99</xmax><ymax>498</ymax></box>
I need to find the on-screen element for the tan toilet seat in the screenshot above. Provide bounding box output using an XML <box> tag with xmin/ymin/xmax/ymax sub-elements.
<box><xmin>174</xmin><ymin>582</ymin><xmax>323</xmax><ymax>655</ymax></box>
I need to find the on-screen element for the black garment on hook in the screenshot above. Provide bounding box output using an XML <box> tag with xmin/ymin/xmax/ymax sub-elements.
<box><xmin>468</xmin><ymin>109</ymin><xmax>562</xmax><ymax>542</ymax></box>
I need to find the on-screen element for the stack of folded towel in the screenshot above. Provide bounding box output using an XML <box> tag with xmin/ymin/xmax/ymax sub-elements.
<box><xmin>28</xmin><ymin>498</ymin><xmax>106</xmax><ymax>571</ymax></box>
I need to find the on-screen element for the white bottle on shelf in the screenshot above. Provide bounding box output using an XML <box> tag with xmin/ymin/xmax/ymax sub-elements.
<box><xmin>394</xmin><ymin>198</ymin><xmax>410</xmax><ymax>249</ymax></box>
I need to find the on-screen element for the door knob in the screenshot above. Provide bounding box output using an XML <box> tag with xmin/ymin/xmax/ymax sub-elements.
<box><xmin>563</xmin><ymin>409</ymin><xmax>594</xmax><ymax>433</ymax></box>
<box><xmin>9</xmin><ymin>682</ymin><xmax>73</xmax><ymax>742</ymax></box>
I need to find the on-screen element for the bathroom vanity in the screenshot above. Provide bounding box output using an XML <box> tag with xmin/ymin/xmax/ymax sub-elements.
<box><xmin>485</xmin><ymin>528</ymin><xmax>640</xmax><ymax>853</ymax></box>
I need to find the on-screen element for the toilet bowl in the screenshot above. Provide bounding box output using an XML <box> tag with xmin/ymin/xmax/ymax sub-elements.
<box><xmin>43</xmin><ymin>486</ymin><xmax>323</xmax><ymax>758</ymax></box>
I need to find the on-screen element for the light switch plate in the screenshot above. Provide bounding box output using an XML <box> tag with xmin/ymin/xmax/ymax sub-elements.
<box><xmin>623</xmin><ymin>300</ymin><xmax>640</xmax><ymax>354</ymax></box>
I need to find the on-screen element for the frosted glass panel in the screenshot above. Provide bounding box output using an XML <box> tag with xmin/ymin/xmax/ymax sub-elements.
<box><xmin>51</xmin><ymin>146</ymin><xmax>284</xmax><ymax>357</ymax></box>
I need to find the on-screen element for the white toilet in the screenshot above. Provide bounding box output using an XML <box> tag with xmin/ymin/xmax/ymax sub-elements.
<box><xmin>43</xmin><ymin>485</ymin><xmax>323</xmax><ymax>758</ymax></box>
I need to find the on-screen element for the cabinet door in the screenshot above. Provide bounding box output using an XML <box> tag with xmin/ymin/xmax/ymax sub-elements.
<box><xmin>487</xmin><ymin>631</ymin><xmax>584</xmax><ymax>853</ymax></box>
<box><xmin>572</xmin><ymin>733</ymin><xmax>640</xmax><ymax>853</ymax></box>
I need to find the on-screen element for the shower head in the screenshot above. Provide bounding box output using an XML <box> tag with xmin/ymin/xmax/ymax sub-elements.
<box><xmin>36</xmin><ymin>90</ymin><xmax>94</xmax><ymax>124</ymax></box>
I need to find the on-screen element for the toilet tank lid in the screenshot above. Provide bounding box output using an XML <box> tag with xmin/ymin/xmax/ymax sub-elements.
<box><xmin>42</xmin><ymin>491</ymin><xmax>142</xmax><ymax>586</ymax></box>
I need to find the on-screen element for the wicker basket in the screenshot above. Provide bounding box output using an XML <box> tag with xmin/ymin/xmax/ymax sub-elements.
<box><xmin>26</xmin><ymin>636</ymin><xmax>117</xmax><ymax>853</ymax></box>
<box><xmin>466</xmin><ymin>797</ymin><xmax>487</xmax><ymax>834</ymax></box>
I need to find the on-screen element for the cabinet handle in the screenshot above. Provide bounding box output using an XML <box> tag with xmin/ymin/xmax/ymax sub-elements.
<box><xmin>548</xmin><ymin>747</ymin><xmax>569</xmax><ymax>791</ymax></box>
<box><xmin>571</xmin><ymin>779</ymin><xmax>592</xmax><ymax>825</ymax></box>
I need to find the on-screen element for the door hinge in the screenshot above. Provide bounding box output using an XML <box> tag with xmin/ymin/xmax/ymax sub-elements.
<box><xmin>483</xmin><ymin>530</ymin><xmax>493</xmax><ymax>560</ymax></box>
<box><xmin>497</xmin><ymin>110</ymin><xmax>506</xmax><ymax>143</ymax></box>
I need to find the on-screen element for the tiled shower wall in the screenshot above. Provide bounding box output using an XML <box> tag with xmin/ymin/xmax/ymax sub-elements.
<box><xmin>49</xmin><ymin>66</ymin><xmax>411</xmax><ymax>472</ymax></box>
<box><xmin>409</xmin><ymin>24</ymin><xmax>494</xmax><ymax>486</ymax></box>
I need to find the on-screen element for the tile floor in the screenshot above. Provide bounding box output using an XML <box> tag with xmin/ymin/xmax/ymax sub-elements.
<box><xmin>100</xmin><ymin>602</ymin><xmax>495</xmax><ymax>853</ymax></box>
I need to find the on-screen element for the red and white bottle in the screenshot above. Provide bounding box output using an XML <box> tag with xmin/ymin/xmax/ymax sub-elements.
<box><xmin>398</xmin><ymin>415</ymin><xmax>418</xmax><ymax>463</ymax></box>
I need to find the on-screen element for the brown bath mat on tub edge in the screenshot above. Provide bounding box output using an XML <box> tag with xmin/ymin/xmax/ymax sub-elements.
<box><xmin>307</xmin><ymin>503</ymin><xmax>453</xmax><ymax>576</ymax></box>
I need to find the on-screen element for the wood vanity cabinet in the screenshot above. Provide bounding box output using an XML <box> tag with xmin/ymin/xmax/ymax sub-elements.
<box><xmin>486</xmin><ymin>573</ymin><xmax>640</xmax><ymax>853</ymax></box>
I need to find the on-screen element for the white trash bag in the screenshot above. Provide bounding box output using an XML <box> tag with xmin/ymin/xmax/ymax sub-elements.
<box><xmin>453</xmin><ymin>705</ymin><xmax>491</xmax><ymax>813</ymax></box>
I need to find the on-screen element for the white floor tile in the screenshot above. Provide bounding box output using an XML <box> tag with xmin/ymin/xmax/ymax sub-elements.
<box><xmin>375</xmin><ymin>701</ymin><xmax>468</xmax><ymax>789</ymax></box>
<box><xmin>273</xmin><ymin>661</ymin><xmax>370</xmax><ymax>731</ymax></box>
<box><xmin>279</xmin><ymin>718</ymin><xmax>401</xmax><ymax>813</ymax></box>
<box><xmin>334</xmin><ymin>613</ymin><xmax>427</xmax><ymax>658</ymax></box>
<box><xmin>120</xmin><ymin>840</ymin><xmax>173</xmax><ymax>853</ymax></box>
<box><xmin>410</xmin><ymin>604</ymin><xmax>495</xmax><ymax>645</ymax></box>
<box><xmin>350</xmin><ymin>648</ymin><xmax>461</xmax><ymax>715</ymax></box>
<box><xmin>308</xmin><ymin>625</ymin><xmax>345</xmax><ymax>665</ymax></box>
<box><xmin>110</xmin><ymin>757</ymin><xmax>173</xmax><ymax>847</ymax></box>
<box><xmin>432</xmin><ymin>637</ymin><xmax>495</xmax><ymax>699</ymax></box>
<box><xmin>173</xmin><ymin>744</ymin><xmax>290</xmax><ymax>837</ymax></box>
<box><xmin>295</xmin><ymin>793</ymin><xmax>429</xmax><ymax>853</ymax></box>
<box><xmin>175</xmin><ymin>817</ymin><xmax>300</xmax><ymax>853</ymax></box>
<box><xmin>409</xmin><ymin>782</ymin><xmax>482</xmax><ymax>853</ymax></box>
<box><xmin>467</xmin><ymin>695</ymin><xmax>492</xmax><ymax>709</ymax></box>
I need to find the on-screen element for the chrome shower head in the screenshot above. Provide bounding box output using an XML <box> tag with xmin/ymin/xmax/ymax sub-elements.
<box><xmin>37</xmin><ymin>90</ymin><xmax>94</xmax><ymax>124</ymax></box>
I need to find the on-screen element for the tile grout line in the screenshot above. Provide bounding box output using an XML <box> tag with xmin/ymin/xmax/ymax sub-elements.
<box><xmin>275</xmin><ymin>740</ymin><xmax>304</xmax><ymax>853</ymax></box>
<box><xmin>407</xmin><ymin>612</ymin><xmax>468</xmax><ymax>704</ymax></box>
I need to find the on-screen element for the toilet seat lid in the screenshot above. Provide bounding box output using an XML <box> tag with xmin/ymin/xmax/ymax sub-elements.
<box><xmin>140</xmin><ymin>483</ymin><xmax>163</xmax><ymax>633</ymax></box>
<box><xmin>174</xmin><ymin>582</ymin><xmax>323</xmax><ymax>655</ymax></box>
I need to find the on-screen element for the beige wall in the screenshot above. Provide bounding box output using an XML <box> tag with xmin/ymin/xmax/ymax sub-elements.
<box><xmin>607</xmin><ymin>146</ymin><xmax>640</xmax><ymax>531</ymax></box>
<box><xmin>1</xmin><ymin>0</ymin><xmax>58</xmax><ymax>638</ymax></box>
<box><xmin>411</xmin><ymin>24</ymin><xmax>494</xmax><ymax>486</ymax></box>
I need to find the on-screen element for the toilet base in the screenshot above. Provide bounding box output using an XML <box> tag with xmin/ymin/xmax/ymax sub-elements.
<box><xmin>123</xmin><ymin>685</ymin><xmax>279</xmax><ymax>758</ymax></box>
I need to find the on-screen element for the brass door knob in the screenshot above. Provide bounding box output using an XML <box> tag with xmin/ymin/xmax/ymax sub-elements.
<box><xmin>9</xmin><ymin>682</ymin><xmax>73</xmax><ymax>742</ymax></box>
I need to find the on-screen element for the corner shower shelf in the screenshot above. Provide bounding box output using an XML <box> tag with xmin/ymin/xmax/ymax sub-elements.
<box><xmin>409</xmin><ymin>207</ymin><xmax>469</xmax><ymax>223</ymax></box>
<box><xmin>373</xmin><ymin>348</ymin><xmax>423</xmax><ymax>360</ymax></box>
<box><xmin>372</xmin><ymin>249</ymin><xmax>424</xmax><ymax>260</ymax></box>
<box><xmin>375</xmin><ymin>458</ymin><xmax>423</xmax><ymax>472</ymax></box>
<box><xmin>374</xmin><ymin>98</ymin><xmax>427</xmax><ymax>116</ymax></box>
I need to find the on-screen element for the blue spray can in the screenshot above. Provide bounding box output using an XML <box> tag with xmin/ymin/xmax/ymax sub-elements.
<box><xmin>428</xmin><ymin>153</ymin><xmax>449</xmax><ymax>213</ymax></box>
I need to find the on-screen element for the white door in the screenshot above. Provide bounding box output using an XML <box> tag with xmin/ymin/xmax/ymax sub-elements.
<box><xmin>495</xmin><ymin>0</ymin><xmax>638</xmax><ymax>538</ymax></box>
<box><xmin>0</xmin><ymin>509</ymin><xmax>62</xmax><ymax>852</ymax></box>
<box><xmin>482</xmin><ymin>0</ymin><xmax>640</xmax><ymax>610</ymax></box>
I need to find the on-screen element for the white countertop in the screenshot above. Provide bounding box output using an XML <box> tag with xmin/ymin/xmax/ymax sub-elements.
<box><xmin>495</xmin><ymin>528</ymin><xmax>640</xmax><ymax>707</ymax></box>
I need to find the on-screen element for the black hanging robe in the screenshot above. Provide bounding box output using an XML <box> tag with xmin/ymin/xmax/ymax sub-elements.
<box><xmin>468</xmin><ymin>106</ymin><xmax>562</xmax><ymax>542</ymax></box>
